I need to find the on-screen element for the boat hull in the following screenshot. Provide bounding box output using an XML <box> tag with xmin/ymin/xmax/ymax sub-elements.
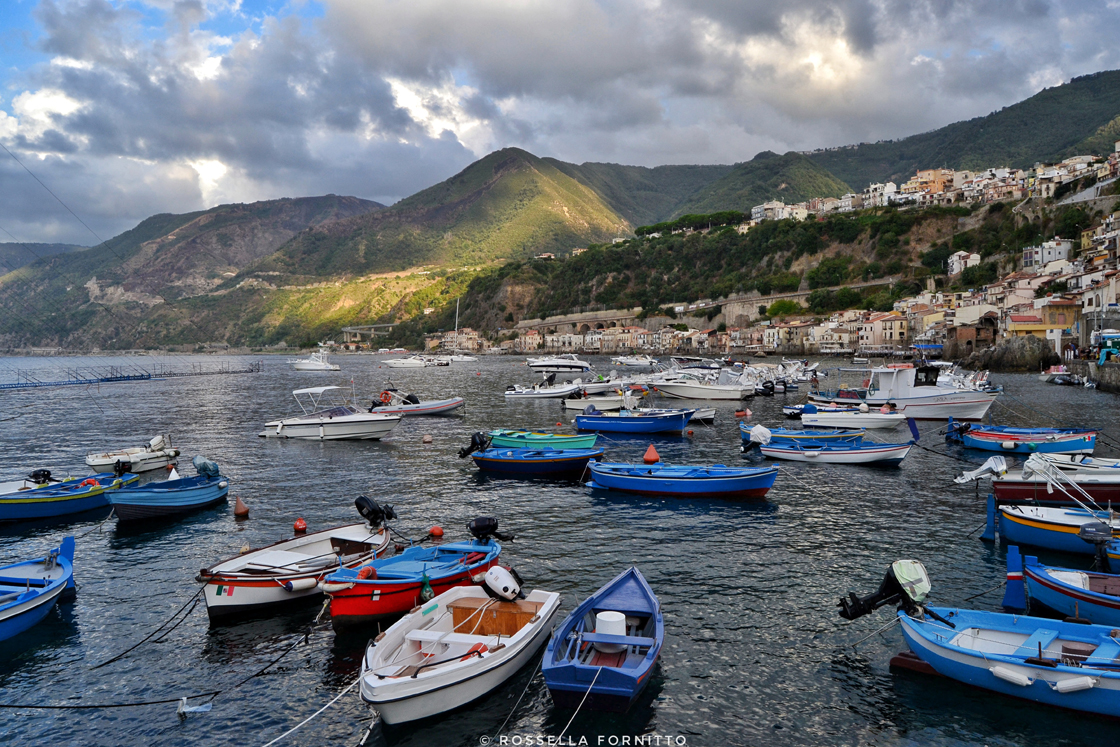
<box><xmin>588</xmin><ymin>463</ymin><xmax>777</xmax><ymax>498</ymax></box>
<box><xmin>370</xmin><ymin>397</ymin><xmax>465</xmax><ymax>416</ymax></box>
<box><xmin>994</xmin><ymin>478</ymin><xmax>1120</xmax><ymax>506</ymax></box>
<box><xmin>759</xmin><ymin>443</ymin><xmax>912</xmax><ymax>465</ymax></box>
<box><xmin>998</xmin><ymin>507</ymin><xmax>1103</xmax><ymax>555</ymax></box>
<box><xmin>0</xmin><ymin>474</ymin><xmax>137</xmax><ymax>522</ymax></box>
<box><xmin>471</xmin><ymin>448</ymin><xmax>602</xmax><ymax>477</ymax></box>
<box><xmin>864</xmin><ymin>392</ymin><xmax>997</xmax><ymax>420</ymax></box>
<box><xmin>1023</xmin><ymin>560</ymin><xmax>1120</xmax><ymax>625</ymax></box>
<box><xmin>487</xmin><ymin>431</ymin><xmax>599</xmax><ymax>450</ymax></box>
<box><xmin>110</xmin><ymin>477</ymin><xmax>229</xmax><ymax>522</ymax></box>
<box><xmin>654</xmin><ymin>382</ymin><xmax>748</xmax><ymax>400</ymax></box>
<box><xmin>0</xmin><ymin>538</ymin><xmax>74</xmax><ymax>643</ymax></box>
<box><xmin>575</xmin><ymin>412</ymin><xmax>691</xmax><ymax>434</ymax></box>
<box><xmin>86</xmin><ymin>449</ymin><xmax>179</xmax><ymax>472</ymax></box>
<box><xmin>800</xmin><ymin>413</ymin><xmax>904</xmax><ymax>429</ymax></box>
<box><xmin>259</xmin><ymin>414</ymin><xmax>400</xmax><ymax>440</ymax></box>
<box><xmin>958</xmin><ymin>431</ymin><xmax>1096</xmax><ymax>455</ymax></box>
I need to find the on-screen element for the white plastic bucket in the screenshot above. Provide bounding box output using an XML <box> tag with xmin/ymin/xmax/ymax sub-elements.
<box><xmin>593</xmin><ymin>611</ymin><xmax>627</xmax><ymax>653</ymax></box>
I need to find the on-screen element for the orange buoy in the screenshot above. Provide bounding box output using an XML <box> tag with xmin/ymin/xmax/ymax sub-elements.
<box><xmin>734</xmin><ymin>410</ymin><xmax>746</xmax><ymax>418</ymax></box>
<box><xmin>477</xmin><ymin>372</ymin><xmax>481</xmax><ymax>375</ymax></box>
<box><xmin>357</xmin><ymin>565</ymin><xmax>377</xmax><ymax>580</ymax></box>
<box><xmin>556</xmin><ymin>422</ymin><xmax>562</xmax><ymax>427</ymax></box>
<box><xmin>642</xmin><ymin>444</ymin><xmax>660</xmax><ymax>464</ymax></box>
<box><xmin>687</xmin><ymin>430</ymin><xmax>694</xmax><ymax>436</ymax></box>
<box><xmin>234</xmin><ymin>496</ymin><xmax>249</xmax><ymax>519</ymax></box>
<box><xmin>293</xmin><ymin>518</ymin><xmax>307</xmax><ymax>533</ymax></box>
<box><xmin>429</xmin><ymin>525</ymin><xmax>444</xmax><ymax>538</ymax></box>
<box><xmin>166</xmin><ymin>464</ymin><xmax>175</xmax><ymax>471</ymax></box>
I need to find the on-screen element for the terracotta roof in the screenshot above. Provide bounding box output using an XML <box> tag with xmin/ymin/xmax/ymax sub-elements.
<box><xmin>1010</xmin><ymin>315</ymin><xmax>1043</xmax><ymax>323</ymax></box>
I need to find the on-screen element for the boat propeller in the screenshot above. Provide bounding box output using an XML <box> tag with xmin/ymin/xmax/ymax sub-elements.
<box><xmin>837</xmin><ymin>560</ymin><xmax>953</xmax><ymax>628</ymax></box>
<box><xmin>355</xmin><ymin>495</ymin><xmax>397</xmax><ymax>529</ymax></box>
<box><xmin>458</xmin><ymin>432</ymin><xmax>492</xmax><ymax>459</ymax></box>
<box><xmin>468</xmin><ymin>516</ymin><xmax>513</xmax><ymax>542</ymax></box>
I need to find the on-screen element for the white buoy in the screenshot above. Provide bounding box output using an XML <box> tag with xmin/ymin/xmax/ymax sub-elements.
<box><xmin>593</xmin><ymin>611</ymin><xmax>628</xmax><ymax>653</ymax></box>
<box><xmin>1001</xmin><ymin>441</ymin><xmax>1016</xmax><ymax>450</ymax></box>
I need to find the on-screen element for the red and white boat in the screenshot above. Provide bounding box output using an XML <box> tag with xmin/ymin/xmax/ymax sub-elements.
<box><xmin>197</xmin><ymin>499</ymin><xmax>394</xmax><ymax>622</ymax></box>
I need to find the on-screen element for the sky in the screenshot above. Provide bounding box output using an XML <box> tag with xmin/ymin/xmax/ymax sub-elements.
<box><xmin>1</xmin><ymin>0</ymin><xmax>1119</xmax><ymax>245</ymax></box>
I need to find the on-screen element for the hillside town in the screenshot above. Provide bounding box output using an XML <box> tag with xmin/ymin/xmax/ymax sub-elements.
<box><xmin>418</xmin><ymin>145</ymin><xmax>1120</xmax><ymax>363</ymax></box>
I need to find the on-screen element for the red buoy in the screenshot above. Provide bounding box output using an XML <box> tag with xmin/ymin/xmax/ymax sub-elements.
<box><xmin>556</xmin><ymin>422</ymin><xmax>562</xmax><ymax>427</ymax></box>
<box><xmin>687</xmin><ymin>430</ymin><xmax>694</xmax><ymax>436</ymax></box>
<box><xmin>234</xmin><ymin>496</ymin><xmax>249</xmax><ymax>519</ymax></box>
<box><xmin>429</xmin><ymin>525</ymin><xmax>444</xmax><ymax>538</ymax></box>
<box><xmin>357</xmin><ymin>565</ymin><xmax>377</xmax><ymax>580</ymax></box>
<box><xmin>293</xmin><ymin>518</ymin><xmax>307</xmax><ymax>533</ymax></box>
<box><xmin>642</xmin><ymin>444</ymin><xmax>660</xmax><ymax>464</ymax></box>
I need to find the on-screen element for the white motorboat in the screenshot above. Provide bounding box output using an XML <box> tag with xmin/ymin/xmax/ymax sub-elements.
<box><xmin>367</xmin><ymin>387</ymin><xmax>466</xmax><ymax>416</ymax></box>
<box><xmin>670</xmin><ymin>356</ymin><xmax>721</xmax><ymax>372</ymax></box>
<box><xmin>526</xmin><ymin>354</ymin><xmax>591</xmax><ymax>375</ymax></box>
<box><xmin>86</xmin><ymin>435</ymin><xmax>180</xmax><ymax>473</ymax></box>
<box><xmin>504</xmin><ymin>381</ymin><xmax>584</xmax><ymax>399</ymax></box>
<box><xmin>862</xmin><ymin>365</ymin><xmax>997</xmax><ymax>420</ymax></box>
<box><xmin>611</xmin><ymin>354</ymin><xmax>659</xmax><ymax>367</ymax></box>
<box><xmin>384</xmin><ymin>355</ymin><xmax>429</xmax><ymax>369</ymax></box>
<box><xmin>259</xmin><ymin>386</ymin><xmax>400</xmax><ymax>440</ymax></box>
<box><xmin>289</xmin><ymin>350</ymin><xmax>340</xmax><ymax>371</ymax></box>
<box><xmin>654</xmin><ymin>374</ymin><xmax>752</xmax><ymax>400</ymax></box>
<box><xmin>800</xmin><ymin>408</ymin><xmax>905</xmax><ymax>430</ymax></box>
<box><xmin>198</xmin><ymin>498</ymin><xmax>394</xmax><ymax>621</ymax></box>
<box><xmin>561</xmin><ymin>391</ymin><xmax>649</xmax><ymax>411</ymax></box>
<box><xmin>449</xmin><ymin>353</ymin><xmax>477</xmax><ymax>362</ymax></box>
<box><xmin>359</xmin><ymin>570</ymin><xmax>561</xmax><ymax>725</ymax></box>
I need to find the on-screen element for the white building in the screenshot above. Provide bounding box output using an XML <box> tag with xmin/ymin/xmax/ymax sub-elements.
<box><xmin>1022</xmin><ymin>239</ymin><xmax>1073</xmax><ymax>268</ymax></box>
<box><xmin>947</xmin><ymin>251</ymin><xmax>981</xmax><ymax>276</ymax></box>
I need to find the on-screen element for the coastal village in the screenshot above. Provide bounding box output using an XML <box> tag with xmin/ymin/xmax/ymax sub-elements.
<box><xmin>413</xmin><ymin>143</ymin><xmax>1120</xmax><ymax>364</ymax></box>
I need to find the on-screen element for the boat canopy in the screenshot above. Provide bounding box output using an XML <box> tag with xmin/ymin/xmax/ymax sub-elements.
<box><xmin>293</xmin><ymin>386</ymin><xmax>344</xmax><ymax>395</ymax></box>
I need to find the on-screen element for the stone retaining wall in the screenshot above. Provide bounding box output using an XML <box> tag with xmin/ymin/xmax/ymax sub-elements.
<box><xmin>1067</xmin><ymin>359</ymin><xmax>1120</xmax><ymax>394</ymax></box>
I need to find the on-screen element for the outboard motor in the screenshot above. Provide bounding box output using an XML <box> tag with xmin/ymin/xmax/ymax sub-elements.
<box><xmin>404</xmin><ymin>393</ymin><xmax>421</xmax><ymax>405</ymax></box>
<box><xmin>582</xmin><ymin>404</ymin><xmax>600</xmax><ymax>415</ymax></box>
<box><xmin>483</xmin><ymin>566</ymin><xmax>526</xmax><ymax>600</ymax></box>
<box><xmin>192</xmin><ymin>456</ymin><xmax>220</xmax><ymax>480</ymax></box>
<box><xmin>113</xmin><ymin>460</ymin><xmax>132</xmax><ymax>478</ymax></box>
<box><xmin>545</xmin><ymin>373</ymin><xmax>557</xmax><ymax>387</ymax></box>
<box><xmin>27</xmin><ymin>469</ymin><xmax>53</xmax><ymax>485</ymax></box>
<box><xmin>458</xmin><ymin>432</ymin><xmax>492</xmax><ymax>458</ymax></box>
<box><xmin>1079</xmin><ymin>521</ymin><xmax>1114</xmax><ymax>573</ymax></box>
<box><xmin>838</xmin><ymin>560</ymin><xmax>954</xmax><ymax>627</ymax></box>
<box><xmin>467</xmin><ymin>516</ymin><xmax>514</xmax><ymax>542</ymax></box>
<box><xmin>742</xmin><ymin>424</ymin><xmax>771</xmax><ymax>453</ymax></box>
<box><xmin>355</xmin><ymin>495</ymin><xmax>397</xmax><ymax>529</ymax></box>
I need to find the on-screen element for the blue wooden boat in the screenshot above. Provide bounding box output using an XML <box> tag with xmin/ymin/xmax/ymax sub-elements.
<box><xmin>0</xmin><ymin>471</ymin><xmax>138</xmax><ymax>522</ymax></box>
<box><xmin>575</xmin><ymin>409</ymin><xmax>692</xmax><ymax>434</ymax></box>
<box><xmin>1004</xmin><ymin>546</ymin><xmax>1120</xmax><ymax>625</ymax></box>
<box><xmin>543</xmin><ymin>567</ymin><xmax>663</xmax><ymax>712</ymax></box>
<box><xmin>740</xmin><ymin>424</ymin><xmax>865</xmax><ymax>443</ymax></box>
<box><xmin>110</xmin><ymin>457</ymin><xmax>229</xmax><ymax>522</ymax></box>
<box><xmin>947</xmin><ymin>419</ymin><xmax>1097</xmax><ymax>455</ymax></box>
<box><xmin>996</xmin><ymin>505</ymin><xmax>1115</xmax><ymax>556</ymax></box>
<box><xmin>0</xmin><ymin>537</ymin><xmax>75</xmax><ymax>642</ymax></box>
<box><xmin>487</xmin><ymin>430</ymin><xmax>599</xmax><ymax>449</ymax></box>
<box><xmin>469</xmin><ymin>447</ymin><xmax>604</xmax><ymax>477</ymax></box>
<box><xmin>758</xmin><ymin>440</ymin><xmax>913</xmax><ymax>465</ymax></box>
<box><xmin>588</xmin><ymin>462</ymin><xmax>777</xmax><ymax>498</ymax></box>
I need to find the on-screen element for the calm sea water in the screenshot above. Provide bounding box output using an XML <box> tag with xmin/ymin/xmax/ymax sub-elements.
<box><xmin>0</xmin><ymin>353</ymin><xmax>1116</xmax><ymax>747</ymax></box>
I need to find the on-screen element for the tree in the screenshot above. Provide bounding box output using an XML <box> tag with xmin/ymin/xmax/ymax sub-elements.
<box><xmin>767</xmin><ymin>299</ymin><xmax>802</xmax><ymax>317</ymax></box>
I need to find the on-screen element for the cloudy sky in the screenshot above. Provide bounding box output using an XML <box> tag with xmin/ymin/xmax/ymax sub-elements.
<box><xmin>1</xmin><ymin>0</ymin><xmax>1119</xmax><ymax>244</ymax></box>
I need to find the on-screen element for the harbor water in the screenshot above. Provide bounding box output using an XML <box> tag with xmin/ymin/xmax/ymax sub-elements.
<box><xmin>0</xmin><ymin>354</ymin><xmax>1115</xmax><ymax>747</ymax></box>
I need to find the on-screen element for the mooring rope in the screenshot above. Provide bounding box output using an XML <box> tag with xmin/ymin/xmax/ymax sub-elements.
<box><xmin>493</xmin><ymin>657</ymin><xmax>543</xmax><ymax>739</ymax></box>
<box><xmin>259</xmin><ymin>676</ymin><xmax>360</xmax><ymax>747</ymax></box>
<box><xmin>557</xmin><ymin>666</ymin><xmax>603</xmax><ymax>742</ymax></box>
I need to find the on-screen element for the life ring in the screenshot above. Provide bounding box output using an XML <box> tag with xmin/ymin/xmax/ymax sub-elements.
<box><xmin>79</xmin><ymin>478</ymin><xmax>98</xmax><ymax>488</ymax></box>
<box><xmin>380</xmin><ymin>391</ymin><xmax>392</xmax><ymax>404</ymax></box>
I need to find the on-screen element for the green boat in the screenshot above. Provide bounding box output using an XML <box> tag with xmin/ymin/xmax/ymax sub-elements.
<box><xmin>487</xmin><ymin>430</ymin><xmax>599</xmax><ymax>449</ymax></box>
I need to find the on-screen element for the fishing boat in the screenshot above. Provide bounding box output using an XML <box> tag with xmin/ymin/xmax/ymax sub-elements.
<box><xmin>588</xmin><ymin>462</ymin><xmax>777</xmax><ymax>498</ymax></box>
<box><xmin>0</xmin><ymin>537</ymin><xmax>75</xmax><ymax>643</ymax></box>
<box><xmin>487</xmin><ymin>430</ymin><xmax>599</xmax><ymax>450</ymax></box>
<box><xmin>575</xmin><ymin>409</ymin><xmax>693</xmax><ymax>435</ymax></box>
<box><xmin>466</xmin><ymin>446</ymin><xmax>602</xmax><ymax>478</ymax></box>
<box><xmin>384</xmin><ymin>355</ymin><xmax>429</xmax><ymax>369</ymax></box>
<box><xmin>322</xmin><ymin>517</ymin><xmax>506</xmax><ymax>627</ymax></box>
<box><xmin>839</xmin><ymin>559</ymin><xmax>1120</xmax><ymax>719</ymax></box>
<box><xmin>358</xmin><ymin>568</ymin><xmax>561</xmax><ymax>724</ymax></box>
<box><xmin>800</xmin><ymin>405</ymin><xmax>905</xmax><ymax>430</ymax></box>
<box><xmin>1</xmin><ymin>470</ymin><xmax>76</xmax><ymax>498</ymax></box>
<box><xmin>367</xmin><ymin>387</ymin><xmax>465</xmax><ymax>416</ymax></box>
<box><xmin>611</xmin><ymin>355</ymin><xmax>659</xmax><ymax>367</ymax></box>
<box><xmin>994</xmin><ymin>471</ymin><xmax>1120</xmax><ymax>506</ymax></box>
<box><xmin>289</xmin><ymin>350</ymin><xmax>340</xmax><ymax>371</ymax></box>
<box><xmin>259</xmin><ymin>386</ymin><xmax>401</xmax><ymax>440</ymax></box>
<box><xmin>86</xmin><ymin>435</ymin><xmax>180</xmax><ymax>473</ymax></box>
<box><xmin>946</xmin><ymin>420</ymin><xmax>1096</xmax><ymax>455</ymax></box>
<box><xmin>758</xmin><ymin>440</ymin><xmax>913</xmax><ymax>466</ymax></box>
<box><xmin>861</xmin><ymin>365</ymin><xmax>998</xmax><ymax>420</ymax></box>
<box><xmin>740</xmin><ymin>424</ymin><xmax>865</xmax><ymax>444</ymax></box>
<box><xmin>110</xmin><ymin>457</ymin><xmax>229</xmax><ymax>522</ymax></box>
<box><xmin>1005</xmin><ymin>546</ymin><xmax>1120</xmax><ymax>625</ymax></box>
<box><xmin>996</xmin><ymin>504</ymin><xmax>1117</xmax><ymax>555</ymax></box>
<box><xmin>0</xmin><ymin>467</ymin><xmax>138</xmax><ymax>522</ymax></box>
<box><xmin>197</xmin><ymin>497</ymin><xmax>395</xmax><ymax>622</ymax></box>
<box><xmin>543</xmin><ymin>567</ymin><xmax>663</xmax><ymax>712</ymax></box>
<box><xmin>526</xmin><ymin>354</ymin><xmax>591</xmax><ymax>375</ymax></box>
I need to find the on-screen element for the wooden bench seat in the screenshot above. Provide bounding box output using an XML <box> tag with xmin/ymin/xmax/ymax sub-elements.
<box><xmin>580</xmin><ymin>632</ymin><xmax>656</xmax><ymax>648</ymax></box>
<box><xmin>404</xmin><ymin>629</ymin><xmax>495</xmax><ymax>646</ymax></box>
<box><xmin>1014</xmin><ymin>629</ymin><xmax>1059</xmax><ymax>658</ymax></box>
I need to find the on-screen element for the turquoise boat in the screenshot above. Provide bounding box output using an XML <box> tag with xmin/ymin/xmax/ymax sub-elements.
<box><xmin>487</xmin><ymin>430</ymin><xmax>599</xmax><ymax>449</ymax></box>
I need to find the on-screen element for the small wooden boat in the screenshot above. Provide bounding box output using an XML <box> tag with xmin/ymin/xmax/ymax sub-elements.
<box><xmin>487</xmin><ymin>430</ymin><xmax>599</xmax><ymax>450</ymax></box>
<box><xmin>993</xmin><ymin>471</ymin><xmax>1120</xmax><ymax>506</ymax></box>
<box><xmin>323</xmin><ymin>521</ymin><xmax>505</xmax><ymax>627</ymax></box>
<box><xmin>543</xmin><ymin>567</ymin><xmax>663</xmax><ymax>712</ymax></box>
<box><xmin>0</xmin><ymin>537</ymin><xmax>75</xmax><ymax>642</ymax></box>
<box><xmin>86</xmin><ymin>435</ymin><xmax>180</xmax><ymax>473</ymax></box>
<box><xmin>759</xmin><ymin>441</ymin><xmax>913</xmax><ymax>465</ymax></box>
<box><xmin>110</xmin><ymin>458</ymin><xmax>229</xmax><ymax>522</ymax></box>
<box><xmin>1</xmin><ymin>470</ymin><xmax>78</xmax><ymax>497</ymax></box>
<box><xmin>468</xmin><ymin>447</ymin><xmax>603</xmax><ymax>477</ymax></box>
<box><xmin>0</xmin><ymin>469</ymin><xmax>138</xmax><ymax>522</ymax></box>
<box><xmin>996</xmin><ymin>504</ymin><xmax>1116</xmax><ymax>555</ymax></box>
<box><xmin>740</xmin><ymin>424</ymin><xmax>865</xmax><ymax>444</ymax></box>
<box><xmin>1005</xmin><ymin>546</ymin><xmax>1120</xmax><ymax>625</ymax></box>
<box><xmin>588</xmin><ymin>462</ymin><xmax>777</xmax><ymax>498</ymax></box>
<box><xmin>575</xmin><ymin>409</ymin><xmax>693</xmax><ymax>435</ymax></box>
<box><xmin>839</xmin><ymin>559</ymin><xmax>1120</xmax><ymax>719</ymax></box>
<box><xmin>368</xmin><ymin>388</ymin><xmax>465</xmax><ymax>416</ymax></box>
<box><xmin>197</xmin><ymin>498</ymin><xmax>394</xmax><ymax>622</ymax></box>
<box><xmin>947</xmin><ymin>420</ymin><xmax>1096</xmax><ymax>455</ymax></box>
<box><xmin>359</xmin><ymin>573</ymin><xmax>561</xmax><ymax>724</ymax></box>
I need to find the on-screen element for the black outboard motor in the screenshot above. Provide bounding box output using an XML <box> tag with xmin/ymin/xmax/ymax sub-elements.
<box><xmin>838</xmin><ymin>560</ymin><xmax>954</xmax><ymax>627</ymax></box>
<box><xmin>355</xmin><ymin>495</ymin><xmax>397</xmax><ymax>529</ymax></box>
<box><xmin>458</xmin><ymin>432</ymin><xmax>492</xmax><ymax>458</ymax></box>
<box><xmin>467</xmin><ymin>516</ymin><xmax>514</xmax><ymax>542</ymax></box>
<box><xmin>1080</xmin><ymin>521</ymin><xmax>1114</xmax><ymax>573</ymax></box>
<box><xmin>404</xmin><ymin>393</ymin><xmax>421</xmax><ymax>405</ymax></box>
<box><xmin>27</xmin><ymin>469</ymin><xmax>53</xmax><ymax>485</ymax></box>
<box><xmin>113</xmin><ymin>460</ymin><xmax>132</xmax><ymax>477</ymax></box>
<box><xmin>545</xmin><ymin>373</ymin><xmax>557</xmax><ymax>387</ymax></box>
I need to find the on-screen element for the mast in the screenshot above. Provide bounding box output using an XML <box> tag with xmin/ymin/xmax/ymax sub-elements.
<box><xmin>455</xmin><ymin>297</ymin><xmax>460</xmax><ymax>335</ymax></box>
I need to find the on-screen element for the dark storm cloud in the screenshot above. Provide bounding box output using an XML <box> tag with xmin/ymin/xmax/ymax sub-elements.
<box><xmin>0</xmin><ymin>0</ymin><xmax>1118</xmax><ymax>243</ymax></box>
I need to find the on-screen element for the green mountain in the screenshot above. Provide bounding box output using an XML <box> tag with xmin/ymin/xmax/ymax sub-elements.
<box><xmin>0</xmin><ymin>242</ymin><xmax>87</xmax><ymax>275</ymax></box>
<box><xmin>544</xmin><ymin>161</ymin><xmax>733</xmax><ymax>226</ymax></box>
<box><xmin>249</xmin><ymin>148</ymin><xmax>632</xmax><ymax>283</ymax></box>
<box><xmin>808</xmin><ymin>70</ymin><xmax>1120</xmax><ymax>189</ymax></box>
<box><xmin>671</xmin><ymin>151</ymin><xmax>851</xmax><ymax>216</ymax></box>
